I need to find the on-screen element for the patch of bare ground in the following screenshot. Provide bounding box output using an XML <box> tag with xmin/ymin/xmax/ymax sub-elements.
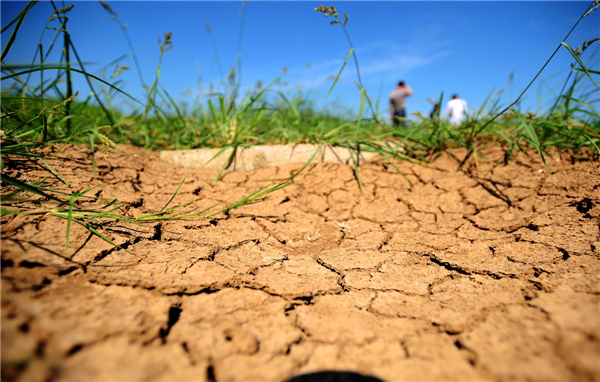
<box><xmin>2</xmin><ymin>144</ymin><xmax>599</xmax><ymax>381</ymax></box>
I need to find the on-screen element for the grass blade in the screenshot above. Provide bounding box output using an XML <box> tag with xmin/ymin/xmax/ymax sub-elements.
<box><xmin>39</xmin><ymin>157</ymin><xmax>70</xmax><ymax>187</ymax></box>
<box><xmin>1</xmin><ymin>1</ymin><xmax>37</xmax><ymax>61</ymax></box>
<box><xmin>511</xmin><ymin>107</ymin><xmax>548</xmax><ymax>171</ymax></box>
<box><xmin>160</xmin><ymin>177</ymin><xmax>186</xmax><ymax>212</ymax></box>
<box><xmin>289</xmin><ymin>143</ymin><xmax>325</xmax><ymax>180</ymax></box>
<box><xmin>346</xmin><ymin>144</ymin><xmax>363</xmax><ymax>193</ymax></box>
<box><xmin>68</xmin><ymin>218</ymin><xmax>134</xmax><ymax>255</ymax></box>
<box><xmin>64</xmin><ymin>196</ymin><xmax>74</xmax><ymax>256</ymax></box>
<box><xmin>1</xmin><ymin>173</ymin><xmax>63</xmax><ymax>202</ymax></box>
<box><xmin>1</xmin><ymin>66</ymin><xmax>141</xmax><ymax>104</ymax></box>
<box><xmin>561</xmin><ymin>42</ymin><xmax>600</xmax><ymax>90</ymax></box>
<box><xmin>356</xmin><ymin>87</ymin><xmax>365</xmax><ymax>138</ymax></box>
<box><xmin>213</xmin><ymin>146</ymin><xmax>236</xmax><ymax>184</ymax></box>
<box><xmin>325</xmin><ymin>48</ymin><xmax>353</xmax><ymax>102</ymax></box>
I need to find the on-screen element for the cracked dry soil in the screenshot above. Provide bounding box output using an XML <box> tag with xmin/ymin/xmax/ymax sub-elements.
<box><xmin>1</xmin><ymin>145</ymin><xmax>599</xmax><ymax>382</ymax></box>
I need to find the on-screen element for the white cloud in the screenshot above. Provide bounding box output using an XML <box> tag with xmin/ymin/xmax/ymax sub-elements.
<box><xmin>409</xmin><ymin>23</ymin><xmax>445</xmax><ymax>41</ymax></box>
<box><xmin>194</xmin><ymin>22</ymin><xmax>455</xmax><ymax>102</ymax></box>
<box><xmin>359</xmin><ymin>50</ymin><xmax>452</xmax><ymax>77</ymax></box>
<box><xmin>274</xmin><ymin>47</ymin><xmax>453</xmax><ymax>94</ymax></box>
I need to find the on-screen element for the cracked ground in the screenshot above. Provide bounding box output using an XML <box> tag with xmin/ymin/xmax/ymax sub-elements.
<box><xmin>1</xmin><ymin>145</ymin><xmax>599</xmax><ymax>382</ymax></box>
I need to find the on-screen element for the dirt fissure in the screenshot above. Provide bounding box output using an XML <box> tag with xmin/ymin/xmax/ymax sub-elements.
<box><xmin>1</xmin><ymin>145</ymin><xmax>599</xmax><ymax>382</ymax></box>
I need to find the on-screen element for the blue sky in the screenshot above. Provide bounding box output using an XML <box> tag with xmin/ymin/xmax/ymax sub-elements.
<box><xmin>2</xmin><ymin>1</ymin><xmax>599</xmax><ymax>120</ymax></box>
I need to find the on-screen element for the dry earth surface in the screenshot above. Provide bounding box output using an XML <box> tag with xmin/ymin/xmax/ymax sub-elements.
<box><xmin>1</xmin><ymin>145</ymin><xmax>599</xmax><ymax>382</ymax></box>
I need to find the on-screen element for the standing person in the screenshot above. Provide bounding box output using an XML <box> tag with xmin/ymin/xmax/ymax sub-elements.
<box><xmin>389</xmin><ymin>81</ymin><xmax>413</xmax><ymax>126</ymax></box>
<box><xmin>445</xmin><ymin>94</ymin><xmax>468</xmax><ymax>126</ymax></box>
<box><xmin>429</xmin><ymin>102</ymin><xmax>439</xmax><ymax>120</ymax></box>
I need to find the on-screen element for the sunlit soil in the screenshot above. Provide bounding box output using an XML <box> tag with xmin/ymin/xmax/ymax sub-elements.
<box><xmin>2</xmin><ymin>145</ymin><xmax>599</xmax><ymax>382</ymax></box>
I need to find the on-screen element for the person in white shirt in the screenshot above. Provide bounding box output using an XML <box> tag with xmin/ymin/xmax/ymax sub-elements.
<box><xmin>445</xmin><ymin>94</ymin><xmax>468</xmax><ymax>126</ymax></box>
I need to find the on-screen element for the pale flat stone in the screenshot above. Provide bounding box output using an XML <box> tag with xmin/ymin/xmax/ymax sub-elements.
<box><xmin>159</xmin><ymin>144</ymin><xmax>381</xmax><ymax>170</ymax></box>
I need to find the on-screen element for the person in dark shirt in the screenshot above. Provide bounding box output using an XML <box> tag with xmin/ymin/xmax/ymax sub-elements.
<box><xmin>389</xmin><ymin>81</ymin><xmax>414</xmax><ymax>126</ymax></box>
<box><xmin>430</xmin><ymin>102</ymin><xmax>439</xmax><ymax>120</ymax></box>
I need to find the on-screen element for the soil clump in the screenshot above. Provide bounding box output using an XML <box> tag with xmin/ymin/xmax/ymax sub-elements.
<box><xmin>2</xmin><ymin>145</ymin><xmax>599</xmax><ymax>381</ymax></box>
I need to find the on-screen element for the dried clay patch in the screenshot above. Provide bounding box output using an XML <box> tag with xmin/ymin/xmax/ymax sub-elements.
<box><xmin>1</xmin><ymin>145</ymin><xmax>599</xmax><ymax>382</ymax></box>
<box><xmin>159</xmin><ymin>144</ymin><xmax>379</xmax><ymax>170</ymax></box>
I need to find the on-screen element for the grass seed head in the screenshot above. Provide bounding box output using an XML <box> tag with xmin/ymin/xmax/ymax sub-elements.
<box><xmin>159</xmin><ymin>32</ymin><xmax>173</xmax><ymax>53</ymax></box>
<box><xmin>111</xmin><ymin>65</ymin><xmax>131</xmax><ymax>78</ymax></box>
<box><xmin>100</xmin><ymin>134</ymin><xmax>112</xmax><ymax>158</ymax></box>
<box><xmin>95</xmin><ymin>125</ymin><xmax>114</xmax><ymax>158</ymax></box>
<box><xmin>330</xmin><ymin>5</ymin><xmax>338</xmax><ymax>17</ymax></box>
<box><xmin>228</xmin><ymin>119</ymin><xmax>237</xmax><ymax>143</ymax></box>
<box><xmin>587</xmin><ymin>37</ymin><xmax>600</xmax><ymax>47</ymax></box>
<box><xmin>54</xmin><ymin>5</ymin><xmax>74</xmax><ymax>14</ymax></box>
<box><xmin>99</xmin><ymin>1</ymin><xmax>117</xmax><ymax>17</ymax></box>
<box><xmin>315</xmin><ymin>5</ymin><xmax>335</xmax><ymax>17</ymax></box>
<box><xmin>52</xmin><ymin>92</ymin><xmax>79</xmax><ymax>109</ymax></box>
<box><xmin>46</xmin><ymin>27</ymin><xmax>69</xmax><ymax>33</ymax></box>
<box><xmin>583</xmin><ymin>1</ymin><xmax>600</xmax><ymax>18</ymax></box>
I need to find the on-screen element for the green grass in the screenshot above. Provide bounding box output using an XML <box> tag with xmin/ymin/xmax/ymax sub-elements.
<box><xmin>1</xmin><ymin>1</ymin><xmax>599</xmax><ymax>255</ymax></box>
